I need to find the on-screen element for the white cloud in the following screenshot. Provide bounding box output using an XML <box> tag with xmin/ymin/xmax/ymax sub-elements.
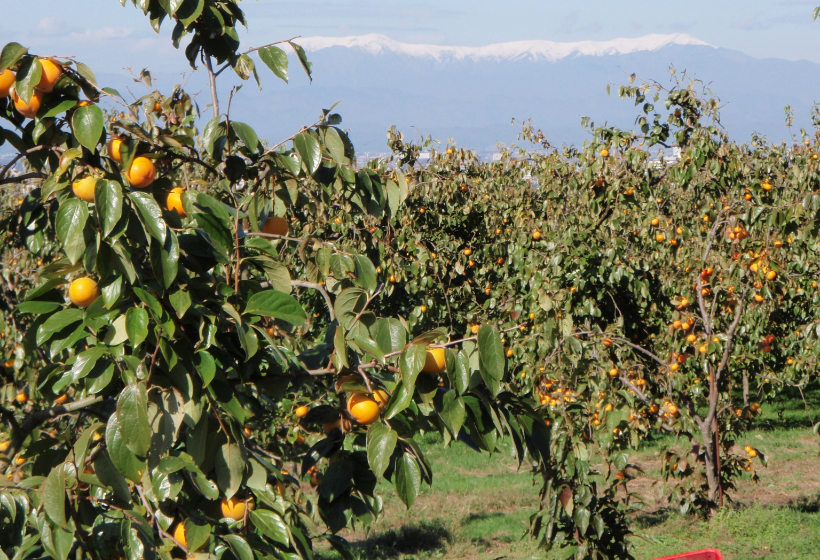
<box><xmin>35</xmin><ymin>17</ymin><xmax>74</xmax><ymax>37</ymax></box>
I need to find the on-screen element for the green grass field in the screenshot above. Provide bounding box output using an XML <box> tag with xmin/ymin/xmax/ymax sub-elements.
<box><xmin>314</xmin><ymin>388</ymin><xmax>820</xmax><ymax>560</ymax></box>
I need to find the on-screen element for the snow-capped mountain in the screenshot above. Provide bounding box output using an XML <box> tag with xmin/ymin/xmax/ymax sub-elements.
<box><xmin>298</xmin><ymin>33</ymin><xmax>712</xmax><ymax>62</ymax></box>
<box><xmin>216</xmin><ymin>34</ymin><xmax>820</xmax><ymax>153</ymax></box>
<box><xmin>21</xmin><ymin>34</ymin><xmax>820</xmax><ymax>157</ymax></box>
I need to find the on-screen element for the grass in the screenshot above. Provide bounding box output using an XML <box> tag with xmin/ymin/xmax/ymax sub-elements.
<box><xmin>314</xmin><ymin>387</ymin><xmax>820</xmax><ymax>560</ymax></box>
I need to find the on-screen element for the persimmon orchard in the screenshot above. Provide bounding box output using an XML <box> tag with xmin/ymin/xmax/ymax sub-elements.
<box><xmin>0</xmin><ymin>2</ymin><xmax>819</xmax><ymax>560</ymax></box>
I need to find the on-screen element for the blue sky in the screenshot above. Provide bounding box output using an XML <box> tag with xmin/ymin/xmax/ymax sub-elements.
<box><xmin>2</xmin><ymin>0</ymin><xmax>820</xmax><ymax>75</ymax></box>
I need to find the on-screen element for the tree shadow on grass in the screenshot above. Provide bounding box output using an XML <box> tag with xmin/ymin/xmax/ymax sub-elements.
<box><xmin>632</xmin><ymin>508</ymin><xmax>675</xmax><ymax>529</ymax></box>
<box><xmin>461</xmin><ymin>511</ymin><xmax>506</xmax><ymax>525</ymax></box>
<box><xmin>788</xmin><ymin>494</ymin><xmax>820</xmax><ymax>513</ymax></box>
<box><xmin>317</xmin><ymin>521</ymin><xmax>453</xmax><ymax>560</ymax></box>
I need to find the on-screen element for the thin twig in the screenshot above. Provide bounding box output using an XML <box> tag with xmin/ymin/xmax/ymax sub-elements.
<box><xmin>261</xmin><ymin>117</ymin><xmax>325</xmax><ymax>157</ymax></box>
<box><xmin>291</xmin><ymin>280</ymin><xmax>335</xmax><ymax>321</ymax></box>
<box><xmin>213</xmin><ymin>36</ymin><xmax>302</xmax><ymax>78</ymax></box>
<box><xmin>0</xmin><ymin>172</ymin><xmax>47</xmax><ymax>185</ymax></box>
<box><xmin>347</xmin><ymin>283</ymin><xmax>384</xmax><ymax>331</ymax></box>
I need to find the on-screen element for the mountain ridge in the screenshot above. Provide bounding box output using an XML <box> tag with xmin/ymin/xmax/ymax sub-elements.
<box><xmin>298</xmin><ymin>33</ymin><xmax>713</xmax><ymax>62</ymax></box>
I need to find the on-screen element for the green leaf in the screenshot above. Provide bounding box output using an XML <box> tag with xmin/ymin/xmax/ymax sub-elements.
<box><xmin>366</xmin><ymin>421</ymin><xmax>397</xmax><ymax>479</ymax></box>
<box><xmin>42</xmin><ymin>464</ymin><xmax>67</xmax><ymax>527</ymax></box>
<box><xmin>250</xmin><ymin>509</ymin><xmax>290</xmax><ymax>546</ymax></box>
<box><xmin>155</xmin><ymin>456</ymin><xmax>188</xmax><ymax>474</ymax></box>
<box><xmin>384</xmin><ymin>344</ymin><xmax>426</xmax><ymax>419</ymax></box>
<box><xmin>183</xmin><ymin>518</ymin><xmax>211</xmax><ymax>552</ymax></box>
<box><xmin>117</xmin><ymin>383</ymin><xmax>152</xmax><ymax>457</ymax></box>
<box><xmin>214</xmin><ymin>443</ymin><xmax>245</xmax><ymax>500</ymax></box>
<box><xmin>159</xmin><ymin>0</ymin><xmax>185</xmax><ymax>16</ymax></box>
<box><xmin>168</xmin><ymin>288</ymin><xmax>191</xmax><ymax>317</ymax></box>
<box><xmin>592</xmin><ymin>513</ymin><xmax>605</xmax><ymax>538</ymax></box>
<box><xmin>38</xmin><ymin>515</ymin><xmax>74</xmax><ymax>560</ymax></box>
<box><xmin>574</xmin><ymin>506</ymin><xmax>591</xmax><ymax>536</ymax></box>
<box><xmin>150</xmin><ymin>229</ymin><xmax>179</xmax><ymax>288</ymax></box>
<box><xmin>71</xmin><ymin>104</ymin><xmax>105</xmax><ymax>152</ymax></box>
<box><xmin>224</xmin><ymin>534</ymin><xmax>254</xmax><ymax>560</ymax></box>
<box><xmin>372</xmin><ymin>318</ymin><xmax>406</xmax><ymax>354</ymax></box>
<box><xmin>201</xmin><ymin>116</ymin><xmax>224</xmax><ymax>159</ymax></box>
<box><xmin>325</xmin><ymin>127</ymin><xmax>347</xmax><ymax>164</ymax></box>
<box><xmin>105</xmin><ymin>412</ymin><xmax>146</xmax><ymax>483</ymax></box>
<box><xmin>247</xmin><ymin>255</ymin><xmax>291</xmax><ymax>292</ymax></box>
<box><xmin>93</xmin><ymin>449</ymin><xmax>132</xmax><ymax>502</ymax></box>
<box><xmin>74</xmin><ymin>61</ymin><xmax>97</xmax><ymax>87</ymax></box>
<box><xmin>287</xmin><ymin>41</ymin><xmax>312</xmax><ymax>82</ymax></box>
<box><xmin>293</xmin><ymin>131</ymin><xmax>321</xmax><ymax>174</ymax></box>
<box><xmin>233</xmin><ymin>53</ymin><xmax>255</xmax><ymax>80</ymax></box>
<box><xmin>42</xmin><ymin>99</ymin><xmax>78</xmax><ymax>118</ymax></box>
<box><xmin>95</xmin><ymin>179</ymin><xmax>123</xmax><ymax>238</ymax></box>
<box><xmin>334</xmin><ymin>287</ymin><xmax>367</xmax><ymax>330</ymax></box>
<box><xmin>125</xmin><ymin>307</ymin><xmax>149</xmax><ymax>348</ymax></box>
<box><xmin>36</xmin><ymin>308</ymin><xmax>85</xmax><ymax>346</ymax></box>
<box><xmin>400</xmin><ymin>344</ymin><xmax>426</xmax><ymax>385</ymax></box>
<box><xmin>238</xmin><ymin>322</ymin><xmax>259</xmax><ymax>360</ymax></box>
<box><xmin>69</xmin><ymin>345</ymin><xmax>108</xmax><ymax>383</ymax></box>
<box><xmin>478</xmin><ymin>325</ymin><xmax>505</xmax><ymax>396</ymax></box>
<box><xmin>232</xmin><ymin>121</ymin><xmax>259</xmax><ymax>153</ymax></box>
<box><xmin>258</xmin><ymin>45</ymin><xmax>288</xmax><ymax>83</ymax></box>
<box><xmin>192</xmin><ymin>350</ymin><xmax>215</xmax><ymax>387</ymax></box>
<box><xmin>447</xmin><ymin>351</ymin><xmax>470</xmax><ymax>395</ymax></box>
<box><xmin>129</xmin><ymin>192</ymin><xmax>167</xmax><ymax>243</ymax></box>
<box><xmin>395</xmin><ymin>452</ymin><xmax>421</xmax><ymax>508</ymax></box>
<box><xmin>0</xmin><ymin>42</ymin><xmax>27</xmax><ymax>72</ymax></box>
<box><xmin>177</xmin><ymin>0</ymin><xmax>204</xmax><ymax>25</ymax></box>
<box><xmin>133</xmin><ymin>287</ymin><xmax>163</xmax><ymax>318</ymax></box>
<box><xmin>354</xmin><ymin>255</ymin><xmax>378</xmax><ymax>293</ymax></box>
<box><xmin>14</xmin><ymin>57</ymin><xmax>41</xmax><ymax>105</ymax></box>
<box><xmin>439</xmin><ymin>391</ymin><xmax>466</xmax><ymax>437</ymax></box>
<box><xmin>245</xmin><ymin>457</ymin><xmax>267</xmax><ymax>491</ymax></box>
<box><xmin>244</xmin><ymin>290</ymin><xmax>306</xmax><ymax>326</ymax></box>
<box><xmin>317</xmin><ymin>459</ymin><xmax>353</xmax><ymax>502</ymax></box>
<box><xmin>193</xmin><ymin>212</ymin><xmax>232</xmax><ymax>262</ymax></box>
<box><xmin>55</xmin><ymin>199</ymin><xmax>89</xmax><ymax>264</ymax></box>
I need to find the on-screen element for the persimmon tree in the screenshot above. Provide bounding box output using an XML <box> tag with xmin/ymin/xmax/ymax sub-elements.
<box><xmin>0</xmin><ymin>2</ymin><xmax>551</xmax><ymax>560</ymax></box>
<box><xmin>337</xmin><ymin>74</ymin><xmax>820</xmax><ymax>555</ymax></box>
<box><xmin>3</xmin><ymin>3</ymin><xmax>820</xmax><ymax>560</ymax></box>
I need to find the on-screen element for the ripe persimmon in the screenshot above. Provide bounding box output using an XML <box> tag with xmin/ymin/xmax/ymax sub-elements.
<box><xmin>69</xmin><ymin>278</ymin><xmax>100</xmax><ymax>308</ymax></box>
<box><xmin>166</xmin><ymin>187</ymin><xmax>186</xmax><ymax>217</ymax></box>
<box><xmin>0</xmin><ymin>69</ymin><xmax>14</xmax><ymax>97</ymax></box>
<box><xmin>347</xmin><ymin>393</ymin><xmax>380</xmax><ymax>425</ymax></box>
<box><xmin>35</xmin><ymin>58</ymin><xmax>62</xmax><ymax>93</ymax></box>
<box><xmin>126</xmin><ymin>157</ymin><xmax>157</xmax><ymax>189</ymax></box>
<box><xmin>423</xmin><ymin>347</ymin><xmax>446</xmax><ymax>374</ymax></box>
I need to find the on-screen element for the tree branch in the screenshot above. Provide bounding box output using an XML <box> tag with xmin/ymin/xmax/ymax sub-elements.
<box><xmin>291</xmin><ymin>280</ymin><xmax>335</xmax><ymax>321</ymax></box>
<box><xmin>2</xmin><ymin>395</ymin><xmax>105</xmax><ymax>461</ymax></box>
<box><xmin>262</xmin><ymin>117</ymin><xmax>325</xmax><ymax>157</ymax></box>
<box><xmin>714</xmin><ymin>289</ymin><xmax>747</xmax><ymax>383</ymax></box>
<box><xmin>610</xmin><ymin>336</ymin><xmax>672</xmax><ymax>372</ymax></box>
<box><xmin>347</xmin><ymin>283</ymin><xmax>384</xmax><ymax>331</ymax></box>
<box><xmin>201</xmin><ymin>38</ymin><xmax>220</xmax><ymax>118</ymax></box>
<box><xmin>0</xmin><ymin>172</ymin><xmax>47</xmax><ymax>185</ymax></box>
<box><xmin>213</xmin><ymin>36</ymin><xmax>302</xmax><ymax>78</ymax></box>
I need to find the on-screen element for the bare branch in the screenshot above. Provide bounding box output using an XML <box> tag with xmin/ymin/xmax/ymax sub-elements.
<box><xmin>714</xmin><ymin>289</ymin><xmax>747</xmax><ymax>383</ymax></box>
<box><xmin>262</xmin><ymin>117</ymin><xmax>325</xmax><ymax>157</ymax></box>
<box><xmin>0</xmin><ymin>172</ymin><xmax>47</xmax><ymax>185</ymax></box>
<box><xmin>610</xmin><ymin>336</ymin><xmax>671</xmax><ymax>372</ymax></box>
<box><xmin>291</xmin><ymin>280</ymin><xmax>335</xmax><ymax>321</ymax></box>
<box><xmin>347</xmin><ymin>283</ymin><xmax>384</xmax><ymax>331</ymax></box>
<box><xmin>214</xmin><ymin>36</ymin><xmax>302</xmax><ymax>78</ymax></box>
